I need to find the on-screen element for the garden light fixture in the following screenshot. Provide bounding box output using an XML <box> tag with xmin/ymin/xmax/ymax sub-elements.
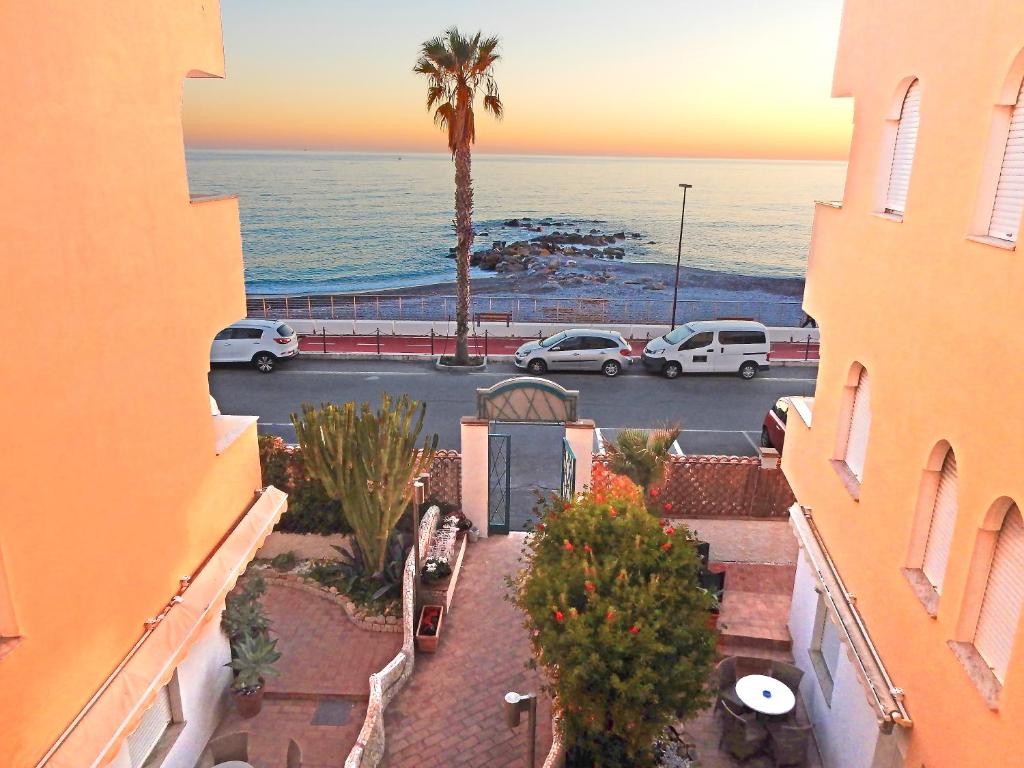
<box><xmin>503</xmin><ymin>691</ymin><xmax>537</xmax><ymax>768</ymax></box>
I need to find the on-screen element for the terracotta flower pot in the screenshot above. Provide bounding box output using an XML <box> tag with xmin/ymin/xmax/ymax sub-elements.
<box><xmin>415</xmin><ymin>605</ymin><xmax>445</xmax><ymax>653</ymax></box>
<box><xmin>232</xmin><ymin>678</ymin><xmax>265</xmax><ymax>719</ymax></box>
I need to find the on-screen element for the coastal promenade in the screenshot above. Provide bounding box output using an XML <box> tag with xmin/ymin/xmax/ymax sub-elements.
<box><xmin>294</xmin><ymin>333</ymin><xmax>820</xmax><ymax>362</ymax></box>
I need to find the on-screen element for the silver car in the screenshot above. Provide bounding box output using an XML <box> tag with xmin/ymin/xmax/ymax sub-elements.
<box><xmin>513</xmin><ymin>329</ymin><xmax>633</xmax><ymax>377</ymax></box>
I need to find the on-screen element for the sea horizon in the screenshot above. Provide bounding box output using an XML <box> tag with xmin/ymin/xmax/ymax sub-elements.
<box><xmin>186</xmin><ymin>149</ymin><xmax>847</xmax><ymax>295</ymax></box>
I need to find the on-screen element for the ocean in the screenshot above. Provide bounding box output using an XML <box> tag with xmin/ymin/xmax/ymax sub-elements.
<box><xmin>185</xmin><ymin>150</ymin><xmax>847</xmax><ymax>296</ymax></box>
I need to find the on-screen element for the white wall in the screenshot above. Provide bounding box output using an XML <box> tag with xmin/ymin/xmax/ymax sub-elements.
<box><xmin>108</xmin><ymin>614</ymin><xmax>232</xmax><ymax>768</ymax></box>
<box><xmin>789</xmin><ymin>549</ymin><xmax>884</xmax><ymax>768</ymax></box>
<box><xmin>161</xmin><ymin>615</ymin><xmax>232</xmax><ymax>768</ymax></box>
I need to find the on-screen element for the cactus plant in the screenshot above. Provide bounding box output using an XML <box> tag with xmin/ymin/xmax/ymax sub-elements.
<box><xmin>291</xmin><ymin>394</ymin><xmax>437</xmax><ymax>574</ymax></box>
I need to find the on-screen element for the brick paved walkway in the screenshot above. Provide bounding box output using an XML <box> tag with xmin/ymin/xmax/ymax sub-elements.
<box><xmin>262</xmin><ymin>582</ymin><xmax>401</xmax><ymax>698</ymax></box>
<box><xmin>214</xmin><ymin>582</ymin><xmax>402</xmax><ymax>767</ymax></box>
<box><xmin>382</xmin><ymin>534</ymin><xmax>552</xmax><ymax>768</ymax></box>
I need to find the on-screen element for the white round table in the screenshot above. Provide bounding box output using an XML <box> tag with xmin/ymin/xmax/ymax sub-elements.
<box><xmin>734</xmin><ymin>674</ymin><xmax>796</xmax><ymax>716</ymax></box>
<box><xmin>213</xmin><ymin>762</ymin><xmax>254</xmax><ymax>768</ymax></box>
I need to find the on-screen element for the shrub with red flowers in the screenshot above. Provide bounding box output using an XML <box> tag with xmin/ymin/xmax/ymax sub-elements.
<box><xmin>511</xmin><ymin>487</ymin><xmax>716</xmax><ymax>767</ymax></box>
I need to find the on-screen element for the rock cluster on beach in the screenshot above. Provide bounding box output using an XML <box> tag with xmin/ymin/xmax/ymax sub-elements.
<box><xmin>446</xmin><ymin>216</ymin><xmax>656</xmax><ymax>291</ymax></box>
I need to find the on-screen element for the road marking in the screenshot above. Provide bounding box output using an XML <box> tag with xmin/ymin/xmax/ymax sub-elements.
<box><xmin>742</xmin><ymin>430</ymin><xmax>760</xmax><ymax>451</ymax></box>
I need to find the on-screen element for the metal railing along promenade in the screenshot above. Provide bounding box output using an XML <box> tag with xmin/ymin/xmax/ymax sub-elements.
<box><xmin>246</xmin><ymin>293</ymin><xmax>805</xmax><ymax>327</ymax></box>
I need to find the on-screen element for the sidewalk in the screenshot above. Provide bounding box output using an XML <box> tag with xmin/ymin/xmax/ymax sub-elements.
<box><xmin>297</xmin><ymin>334</ymin><xmax>820</xmax><ymax>362</ymax></box>
<box><xmin>382</xmin><ymin>534</ymin><xmax>552</xmax><ymax>768</ymax></box>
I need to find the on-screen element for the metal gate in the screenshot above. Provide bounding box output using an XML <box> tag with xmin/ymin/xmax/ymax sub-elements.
<box><xmin>560</xmin><ymin>437</ymin><xmax>576</xmax><ymax>500</ymax></box>
<box><xmin>488</xmin><ymin>433</ymin><xmax>511</xmax><ymax>535</ymax></box>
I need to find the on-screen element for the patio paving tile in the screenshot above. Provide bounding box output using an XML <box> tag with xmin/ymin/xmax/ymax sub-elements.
<box><xmin>382</xmin><ymin>534</ymin><xmax>553</xmax><ymax>768</ymax></box>
<box><xmin>262</xmin><ymin>581</ymin><xmax>402</xmax><ymax>698</ymax></box>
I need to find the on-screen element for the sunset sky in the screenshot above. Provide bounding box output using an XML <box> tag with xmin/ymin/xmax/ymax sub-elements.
<box><xmin>183</xmin><ymin>0</ymin><xmax>853</xmax><ymax>160</ymax></box>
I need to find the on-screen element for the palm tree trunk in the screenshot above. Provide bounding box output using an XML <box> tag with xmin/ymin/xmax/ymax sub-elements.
<box><xmin>453</xmin><ymin>142</ymin><xmax>474</xmax><ymax>364</ymax></box>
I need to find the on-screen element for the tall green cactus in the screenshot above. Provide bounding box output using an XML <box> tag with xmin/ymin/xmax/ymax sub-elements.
<box><xmin>291</xmin><ymin>395</ymin><xmax>438</xmax><ymax>573</ymax></box>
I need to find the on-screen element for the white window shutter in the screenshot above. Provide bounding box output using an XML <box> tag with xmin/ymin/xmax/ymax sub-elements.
<box><xmin>126</xmin><ymin>685</ymin><xmax>172</xmax><ymax>768</ymax></box>
<box><xmin>975</xmin><ymin>506</ymin><xmax>1024</xmax><ymax>683</ymax></box>
<box><xmin>989</xmin><ymin>81</ymin><xmax>1024</xmax><ymax>242</ymax></box>
<box><xmin>885</xmin><ymin>81</ymin><xmax>921</xmax><ymax>215</ymax></box>
<box><xmin>922</xmin><ymin>451</ymin><xmax>958</xmax><ymax>592</ymax></box>
<box><xmin>845</xmin><ymin>370</ymin><xmax>871</xmax><ymax>480</ymax></box>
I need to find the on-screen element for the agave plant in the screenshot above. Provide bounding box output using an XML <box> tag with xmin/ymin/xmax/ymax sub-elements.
<box><xmin>332</xmin><ymin>532</ymin><xmax>410</xmax><ymax>602</ymax></box>
<box><xmin>226</xmin><ymin>632</ymin><xmax>282</xmax><ymax>692</ymax></box>
<box><xmin>605</xmin><ymin>427</ymin><xmax>681</xmax><ymax>493</ymax></box>
<box><xmin>221</xmin><ymin>575</ymin><xmax>271</xmax><ymax>642</ymax></box>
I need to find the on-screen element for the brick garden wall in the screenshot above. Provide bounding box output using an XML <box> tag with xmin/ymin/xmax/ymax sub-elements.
<box><xmin>426</xmin><ymin>449</ymin><xmax>462</xmax><ymax>509</ymax></box>
<box><xmin>592</xmin><ymin>454</ymin><xmax>795</xmax><ymax>519</ymax></box>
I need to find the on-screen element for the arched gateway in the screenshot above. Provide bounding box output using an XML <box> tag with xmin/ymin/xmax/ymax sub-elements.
<box><xmin>461</xmin><ymin>377</ymin><xmax>595</xmax><ymax>536</ymax></box>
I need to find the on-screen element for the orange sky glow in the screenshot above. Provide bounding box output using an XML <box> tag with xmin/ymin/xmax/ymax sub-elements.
<box><xmin>184</xmin><ymin>0</ymin><xmax>852</xmax><ymax>161</ymax></box>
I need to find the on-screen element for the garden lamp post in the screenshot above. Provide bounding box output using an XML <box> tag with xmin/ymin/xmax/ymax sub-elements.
<box><xmin>670</xmin><ymin>183</ymin><xmax>693</xmax><ymax>330</ymax></box>
<box><xmin>503</xmin><ymin>691</ymin><xmax>537</xmax><ymax>768</ymax></box>
<box><xmin>412</xmin><ymin>475</ymin><xmax>427</xmax><ymax>614</ymax></box>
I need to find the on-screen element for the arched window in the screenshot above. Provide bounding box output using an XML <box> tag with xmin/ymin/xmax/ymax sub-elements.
<box><xmin>974</xmin><ymin>504</ymin><xmax>1024</xmax><ymax>682</ymax></box>
<box><xmin>921</xmin><ymin>450</ymin><xmax>958</xmax><ymax>592</ymax></box>
<box><xmin>988</xmin><ymin>80</ymin><xmax>1024</xmax><ymax>242</ymax></box>
<box><xmin>884</xmin><ymin>80</ymin><xmax>921</xmax><ymax>216</ymax></box>
<box><xmin>843</xmin><ymin>367</ymin><xmax>872</xmax><ymax>481</ymax></box>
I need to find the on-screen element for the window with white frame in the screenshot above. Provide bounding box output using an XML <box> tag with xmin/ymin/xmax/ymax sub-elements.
<box><xmin>921</xmin><ymin>450</ymin><xmax>958</xmax><ymax>593</ymax></box>
<box><xmin>884</xmin><ymin>79</ymin><xmax>921</xmax><ymax>216</ymax></box>
<box><xmin>974</xmin><ymin>505</ymin><xmax>1024</xmax><ymax>683</ymax></box>
<box><xmin>844</xmin><ymin>368</ymin><xmax>872</xmax><ymax>481</ymax></box>
<box><xmin>125</xmin><ymin>678</ymin><xmax>180</xmax><ymax>768</ymax></box>
<box><xmin>810</xmin><ymin>596</ymin><xmax>842</xmax><ymax>704</ymax></box>
<box><xmin>988</xmin><ymin>80</ymin><xmax>1024</xmax><ymax>242</ymax></box>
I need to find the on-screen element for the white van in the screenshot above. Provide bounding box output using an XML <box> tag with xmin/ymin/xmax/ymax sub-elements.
<box><xmin>640</xmin><ymin>320</ymin><xmax>770</xmax><ymax>380</ymax></box>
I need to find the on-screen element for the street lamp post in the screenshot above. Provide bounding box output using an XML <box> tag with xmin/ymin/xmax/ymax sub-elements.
<box><xmin>670</xmin><ymin>183</ymin><xmax>693</xmax><ymax>330</ymax></box>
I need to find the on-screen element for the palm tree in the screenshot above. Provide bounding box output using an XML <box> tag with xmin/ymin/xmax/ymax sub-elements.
<box><xmin>605</xmin><ymin>427</ymin><xmax>681</xmax><ymax>495</ymax></box>
<box><xmin>414</xmin><ymin>28</ymin><xmax>503</xmax><ymax>365</ymax></box>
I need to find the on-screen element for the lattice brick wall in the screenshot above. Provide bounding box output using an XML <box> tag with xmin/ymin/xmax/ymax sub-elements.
<box><xmin>427</xmin><ymin>449</ymin><xmax>462</xmax><ymax>510</ymax></box>
<box><xmin>591</xmin><ymin>454</ymin><xmax>793</xmax><ymax>519</ymax></box>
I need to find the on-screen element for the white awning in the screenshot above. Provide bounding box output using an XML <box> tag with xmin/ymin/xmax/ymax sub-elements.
<box><xmin>790</xmin><ymin>505</ymin><xmax>912</xmax><ymax>732</ymax></box>
<box><xmin>40</xmin><ymin>486</ymin><xmax>288</xmax><ymax>768</ymax></box>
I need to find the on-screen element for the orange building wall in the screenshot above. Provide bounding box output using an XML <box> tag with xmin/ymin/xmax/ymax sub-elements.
<box><xmin>783</xmin><ymin>1</ymin><xmax>1024</xmax><ymax>766</ymax></box>
<box><xmin>0</xmin><ymin>2</ymin><xmax>261</xmax><ymax>765</ymax></box>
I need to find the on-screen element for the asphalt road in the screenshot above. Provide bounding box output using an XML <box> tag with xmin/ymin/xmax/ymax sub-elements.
<box><xmin>210</xmin><ymin>357</ymin><xmax>816</xmax><ymax>529</ymax></box>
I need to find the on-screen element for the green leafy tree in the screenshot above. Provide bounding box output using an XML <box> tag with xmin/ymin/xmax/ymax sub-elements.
<box><xmin>258</xmin><ymin>435</ymin><xmax>350</xmax><ymax>535</ymax></box>
<box><xmin>512</xmin><ymin>487</ymin><xmax>715</xmax><ymax>767</ymax></box>
<box><xmin>291</xmin><ymin>394</ymin><xmax>438</xmax><ymax>573</ymax></box>
<box><xmin>604</xmin><ymin>427</ymin><xmax>680</xmax><ymax>495</ymax></box>
<box><xmin>414</xmin><ymin>28</ymin><xmax>503</xmax><ymax>364</ymax></box>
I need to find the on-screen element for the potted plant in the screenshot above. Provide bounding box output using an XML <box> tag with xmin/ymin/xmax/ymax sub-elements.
<box><xmin>421</xmin><ymin>556</ymin><xmax>452</xmax><ymax>584</ymax></box>
<box><xmin>415</xmin><ymin>604</ymin><xmax>445</xmax><ymax>652</ymax></box>
<box><xmin>226</xmin><ymin>632</ymin><xmax>281</xmax><ymax>718</ymax></box>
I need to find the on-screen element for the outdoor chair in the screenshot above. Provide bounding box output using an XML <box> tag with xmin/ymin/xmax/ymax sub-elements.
<box><xmin>770</xmin><ymin>660</ymin><xmax>805</xmax><ymax>694</ymax></box>
<box><xmin>287</xmin><ymin>737</ymin><xmax>303</xmax><ymax>768</ymax></box>
<box><xmin>718</xmin><ymin>699</ymin><xmax>768</xmax><ymax>761</ymax></box>
<box><xmin>769</xmin><ymin>722</ymin><xmax>813</xmax><ymax>767</ymax></box>
<box><xmin>714</xmin><ymin>656</ymin><xmax>747</xmax><ymax>714</ymax></box>
<box><xmin>205</xmin><ymin>732</ymin><xmax>248</xmax><ymax>763</ymax></box>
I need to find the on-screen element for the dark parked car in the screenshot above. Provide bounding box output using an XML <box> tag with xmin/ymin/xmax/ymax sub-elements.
<box><xmin>761</xmin><ymin>398</ymin><xmax>789</xmax><ymax>453</ymax></box>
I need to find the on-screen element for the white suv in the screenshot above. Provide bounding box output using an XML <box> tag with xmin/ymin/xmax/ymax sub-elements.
<box><xmin>210</xmin><ymin>319</ymin><xmax>299</xmax><ymax>373</ymax></box>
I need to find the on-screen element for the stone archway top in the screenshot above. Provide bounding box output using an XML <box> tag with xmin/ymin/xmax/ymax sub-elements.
<box><xmin>475</xmin><ymin>376</ymin><xmax>579</xmax><ymax>424</ymax></box>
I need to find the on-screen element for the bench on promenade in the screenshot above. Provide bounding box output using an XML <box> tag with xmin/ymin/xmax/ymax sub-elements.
<box><xmin>474</xmin><ymin>311</ymin><xmax>512</xmax><ymax>327</ymax></box>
